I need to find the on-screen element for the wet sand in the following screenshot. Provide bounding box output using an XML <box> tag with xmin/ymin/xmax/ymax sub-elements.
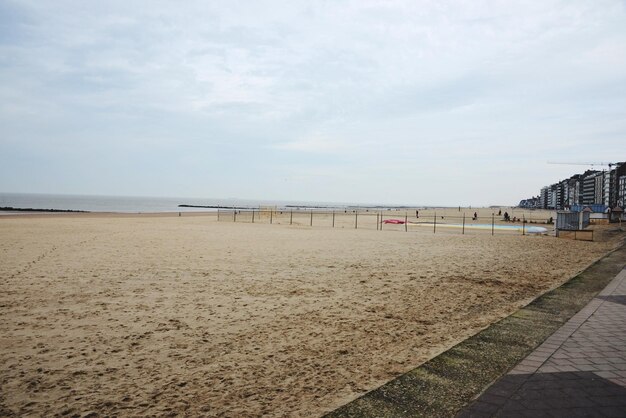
<box><xmin>0</xmin><ymin>214</ymin><xmax>617</xmax><ymax>417</ymax></box>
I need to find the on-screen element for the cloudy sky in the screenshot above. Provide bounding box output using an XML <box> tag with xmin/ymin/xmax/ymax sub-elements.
<box><xmin>1</xmin><ymin>0</ymin><xmax>625</xmax><ymax>206</ymax></box>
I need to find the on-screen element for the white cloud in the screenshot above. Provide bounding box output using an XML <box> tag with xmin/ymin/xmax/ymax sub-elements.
<box><xmin>273</xmin><ymin>134</ymin><xmax>353</xmax><ymax>154</ymax></box>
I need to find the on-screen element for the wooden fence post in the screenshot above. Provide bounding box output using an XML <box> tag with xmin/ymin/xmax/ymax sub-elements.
<box><xmin>433</xmin><ymin>212</ymin><xmax>437</xmax><ymax>234</ymax></box>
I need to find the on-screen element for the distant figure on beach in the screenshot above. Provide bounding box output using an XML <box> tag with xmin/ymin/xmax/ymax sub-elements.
<box><xmin>498</xmin><ymin>209</ymin><xmax>502</xmax><ymax>216</ymax></box>
<box><xmin>473</xmin><ymin>212</ymin><xmax>477</xmax><ymax>220</ymax></box>
<box><xmin>416</xmin><ymin>210</ymin><xmax>419</xmax><ymax>218</ymax></box>
<box><xmin>503</xmin><ymin>211</ymin><xmax>510</xmax><ymax>221</ymax></box>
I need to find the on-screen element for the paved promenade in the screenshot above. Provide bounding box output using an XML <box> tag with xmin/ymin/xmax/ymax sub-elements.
<box><xmin>459</xmin><ymin>268</ymin><xmax>626</xmax><ymax>417</ymax></box>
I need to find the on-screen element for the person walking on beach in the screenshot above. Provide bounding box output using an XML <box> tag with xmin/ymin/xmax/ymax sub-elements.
<box><xmin>473</xmin><ymin>212</ymin><xmax>478</xmax><ymax>220</ymax></box>
<box><xmin>416</xmin><ymin>210</ymin><xmax>419</xmax><ymax>218</ymax></box>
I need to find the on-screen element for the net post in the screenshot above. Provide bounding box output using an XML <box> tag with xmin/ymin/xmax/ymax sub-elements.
<box><xmin>492</xmin><ymin>213</ymin><xmax>494</xmax><ymax>236</ymax></box>
<box><xmin>355</xmin><ymin>211</ymin><xmax>358</xmax><ymax>229</ymax></box>
<box><xmin>462</xmin><ymin>213</ymin><xmax>465</xmax><ymax>234</ymax></box>
<box><xmin>332</xmin><ymin>211</ymin><xmax>335</xmax><ymax>228</ymax></box>
<box><xmin>405</xmin><ymin>213</ymin><xmax>408</xmax><ymax>232</ymax></box>
<box><xmin>434</xmin><ymin>212</ymin><xmax>436</xmax><ymax>234</ymax></box>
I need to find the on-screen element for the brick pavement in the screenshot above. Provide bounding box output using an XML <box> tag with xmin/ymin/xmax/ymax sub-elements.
<box><xmin>458</xmin><ymin>268</ymin><xmax>626</xmax><ymax>417</ymax></box>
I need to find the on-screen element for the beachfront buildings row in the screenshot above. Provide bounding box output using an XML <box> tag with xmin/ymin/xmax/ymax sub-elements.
<box><xmin>519</xmin><ymin>162</ymin><xmax>626</xmax><ymax>211</ymax></box>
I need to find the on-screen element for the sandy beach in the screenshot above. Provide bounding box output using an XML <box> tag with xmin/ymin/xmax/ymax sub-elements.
<box><xmin>0</xmin><ymin>213</ymin><xmax>619</xmax><ymax>417</ymax></box>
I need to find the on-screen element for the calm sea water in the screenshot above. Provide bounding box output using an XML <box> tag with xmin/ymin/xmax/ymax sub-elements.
<box><xmin>0</xmin><ymin>193</ymin><xmax>378</xmax><ymax>213</ymax></box>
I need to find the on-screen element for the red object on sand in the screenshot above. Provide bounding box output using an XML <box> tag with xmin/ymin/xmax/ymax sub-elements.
<box><xmin>383</xmin><ymin>219</ymin><xmax>405</xmax><ymax>224</ymax></box>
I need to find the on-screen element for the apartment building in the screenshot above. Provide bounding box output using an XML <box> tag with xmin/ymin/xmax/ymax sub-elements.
<box><xmin>522</xmin><ymin>162</ymin><xmax>625</xmax><ymax>214</ymax></box>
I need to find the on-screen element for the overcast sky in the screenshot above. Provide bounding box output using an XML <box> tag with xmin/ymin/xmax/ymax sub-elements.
<box><xmin>1</xmin><ymin>1</ymin><xmax>625</xmax><ymax>206</ymax></box>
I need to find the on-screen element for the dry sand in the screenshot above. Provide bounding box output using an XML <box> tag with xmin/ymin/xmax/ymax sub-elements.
<box><xmin>0</xmin><ymin>213</ymin><xmax>618</xmax><ymax>417</ymax></box>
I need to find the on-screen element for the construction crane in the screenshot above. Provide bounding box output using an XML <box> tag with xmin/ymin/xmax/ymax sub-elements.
<box><xmin>547</xmin><ymin>161</ymin><xmax>616</xmax><ymax>169</ymax></box>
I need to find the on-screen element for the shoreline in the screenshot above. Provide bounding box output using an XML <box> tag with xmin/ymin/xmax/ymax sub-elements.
<box><xmin>0</xmin><ymin>210</ymin><xmax>218</xmax><ymax>219</ymax></box>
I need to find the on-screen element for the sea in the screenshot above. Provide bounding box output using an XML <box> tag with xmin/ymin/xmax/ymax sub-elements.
<box><xmin>0</xmin><ymin>193</ymin><xmax>396</xmax><ymax>213</ymax></box>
